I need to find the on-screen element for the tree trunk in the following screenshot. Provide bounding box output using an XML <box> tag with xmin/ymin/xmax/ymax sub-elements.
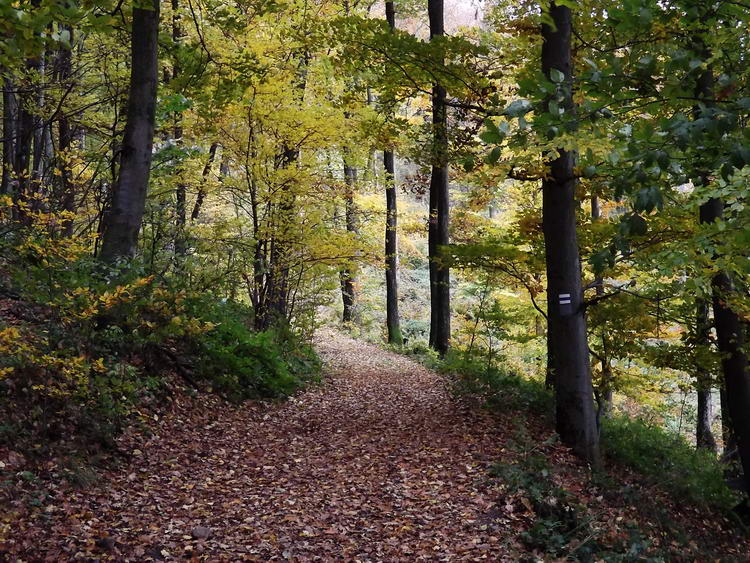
<box><xmin>541</xmin><ymin>2</ymin><xmax>600</xmax><ymax>468</ymax></box>
<box><xmin>190</xmin><ymin>142</ymin><xmax>218</xmax><ymax>221</ymax></box>
<box><xmin>695</xmin><ymin>294</ymin><xmax>718</xmax><ymax>452</ymax></box>
<box><xmin>384</xmin><ymin>150</ymin><xmax>402</xmax><ymax>344</ymax></box>
<box><xmin>171</xmin><ymin>0</ymin><xmax>188</xmax><ymax>258</ymax></box>
<box><xmin>688</xmin><ymin>42</ymin><xmax>718</xmax><ymax>454</ymax></box>
<box><xmin>340</xmin><ymin>159</ymin><xmax>358</xmax><ymax>324</ymax></box>
<box><xmin>31</xmin><ymin>50</ymin><xmax>50</xmax><ymax>201</ymax></box>
<box><xmin>14</xmin><ymin>53</ymin><xmax>40</xmax><ymax>222</ymax></box>
<box><xmin>99</xmin><ymin>0</ymin><xmax>160</xmax><ymax>263</ymax></box>
<box><xmin>263</xmin><ymin>145</ymin><xmax>298</xmax><ymax>328</ymax></box>
<box><xmin>383</xmin><ymin>1</ymin><xmax>402</xmax><ymax>345</ymax></box>
<box><xmin>55</xmin><ymin>30</ymin><xmax>75</xmax><ymax>236</ymax></box>
<box><xmin>428</xmin><ymin>0</ymin><xmax>450</xmax><ymax>355</ymax></box>
<box><xmin>1</xmin><ymin>77</ymin><xmax>16</xmax><ymax>196</ymax></box>
<box><xmin>702</xmin><ymin>195</ymin><xmax>750</xmax><ymax>489</ymax></box>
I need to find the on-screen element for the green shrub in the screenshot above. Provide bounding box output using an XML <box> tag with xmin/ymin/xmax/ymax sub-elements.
<box><xmin>184</xmin><ymin>298</ymin><xmax>320</xmax><ymax>400</ymax></box>
<box><xmin>435</xmin><ymin>349</ymin><xmax>553</xmax><ymax>415</ymax></box>
<box><xmin>601</xmin><ymin>415</ymin><xmax>736</xmax><ymax>509</ymax></box>
<box><xmin>0</xmin><ymin>228</ymin><xmax>320</xmax><ymax>460</ymax></box>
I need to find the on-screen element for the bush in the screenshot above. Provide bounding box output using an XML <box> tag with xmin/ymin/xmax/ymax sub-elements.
<box><xmin>184</xmin><ymin>298</ymin><xmax>320</xmax><ymax>400</ymax></box>
<box><xmin>412</xmin><ymin>345</ymin><xmax>736</xmax><ymax>513</ymax></box>
<box><xmin>0</xmin><ymin>219</ymin><xmax>320</xmax><ymax>460</ymax></box>
<box><xmin>601</xmin><ymin>415</ymin><xmax>736</xmax><ymax>509</ymax></box>
<box><xmin>435</xmin><ymin>349</ymin><xmax>553</xmax><ymax>415</ymax></box>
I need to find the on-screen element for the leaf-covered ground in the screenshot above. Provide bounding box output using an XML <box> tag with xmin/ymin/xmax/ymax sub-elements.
<box><xmin>2</xmin><ymin>331</ymin><xmax>748</xmax><ymax>560</ymax></box>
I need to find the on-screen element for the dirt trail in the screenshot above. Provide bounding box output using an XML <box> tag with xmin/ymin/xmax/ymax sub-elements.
<box><xmin>4</xmin><ymin>330</ymin><xmax>524</xmax><ymax>561</ymax></box>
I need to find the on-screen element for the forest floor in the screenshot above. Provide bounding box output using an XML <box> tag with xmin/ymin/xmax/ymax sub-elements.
<box><xmin>2</xmin><ymin>330</ymin><xmax>749</xmax><ymax>561</ymax></box>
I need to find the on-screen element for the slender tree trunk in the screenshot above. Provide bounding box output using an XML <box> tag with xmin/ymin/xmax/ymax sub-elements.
<box><xmin>428</xmin><ymin>0</ymin><xmax>450</xmax><ymax>355</ymax></box>
<box><xmin>31</xmin><ymin>49</ymin><xmax>49</xmax><ymax>202</ymax></box>
<box><xmin>383</xmin><ymin>1</ymin><xmax>402</xmax><ymax>345</ymax></box>
<box><xmin>340</xmin><ymin>158</ymin><xmax>358</xmax><ymax>324</ymax></box>
<box><xmin>1</xmin><ymin>77</ymin><xmax>16</xmax><ymax>196</ymax></box>
<box><xmin>171</xmin><ymin>0</ymin><xmax>188</xmax><ymax>257</ymax></box>
<box><xmin>591</xmin><ymin>196</ymin><xmax>614</xmax><ymax>417</ymax></box>
<box><xmin>190</xmin><ymin>141</ymin><xmax>218</xmax><ymax>221</ymax></box>
<box><xmin>541</xmin><ymin>2</ymin><xmax>600</xmax><ymax>467</ymax></box>
<box><xmin>14</xmin><ymin>52</ymin><xmax>40</xmax><ymax>222</ymax></box>
<box><xmin>384</xmin><ymin>150</ymin><xmax>402</xmax><ymax>344</ymax></box>
<box><xmin>99</xmin><ymin>0</ymin><xmax>160</xmax><ymax>263</ymax></box>
<box><xmin>55</xmin><ymin>29</ymin><xmax>76</xmax><ymax>236</ymax></box>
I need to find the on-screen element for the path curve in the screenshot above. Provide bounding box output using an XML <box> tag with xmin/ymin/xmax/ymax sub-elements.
<box><xmin>5</xmin><ymin>331</ymin><xmax>520</xmax><ymax>561</ymax></box>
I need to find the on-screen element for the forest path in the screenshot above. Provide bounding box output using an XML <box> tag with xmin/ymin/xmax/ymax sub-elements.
<box><xmin>9</xmin><ymin>330</ymin><xmax>523</xmax><ymax>560</ymax></box>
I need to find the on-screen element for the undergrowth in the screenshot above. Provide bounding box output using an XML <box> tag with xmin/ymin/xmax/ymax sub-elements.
<box><xmin>0</xmin><ymin>224</ymin><xmax>320</xmax><ymax>467</ymax></box>
<box><xmin>397</xmin><ymin>343</ymin><xmax>737</xmax><ymax>513</ymax></box>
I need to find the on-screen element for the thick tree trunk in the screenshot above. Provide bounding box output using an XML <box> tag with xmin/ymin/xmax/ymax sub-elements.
<box><xmin>701</xmin><ymin>195</ymin><xmax>750</xmax><ymax>489</ymax></box>
<box><xmin>428</xmin><ymin>0</ymin><xmax>450</xmax><ymax>355</ymax></box>
<box><xmin>340</xmin><ymin>160</ymin><xmax>358</xmax><ymax>324</ymax></box>
<box><xmin>713</xmin><ymin>272</ymin><xmax>750</xmax><ymax>490</ymax></box>
<box><xmin>720</xmin><ymin>388</ymin><xmax>738</xmax><ymax>460</ymax></box>
<box><xmin>383</xmin><ymin>1</ymin><xmax>402</xmax><ymax>345</ymax></box>
<box><xmin>263</xmin><ymin>145</ymin><xmax>298</xmax><ymax>328</ymax></box>
<box><xmin>99</xmin><ymin>0</ymin><xmax>160</xmax><ymax>263</ymax></box>
<box><xmin>691</xmin><ymin>46</ymin><xmax>719</xmax><ymax>453</ymax></box>
<box><xmin>541</xmin><ymin>2</ymin><xmax>600</xmax><ymax>467</ymax></box>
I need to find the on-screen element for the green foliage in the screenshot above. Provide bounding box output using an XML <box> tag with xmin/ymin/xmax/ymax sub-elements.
<box><xmin>405</xmin><ymin>345</ymin><xmax>553</xmax><ymax>415</ymax></box>
<box><xmin>185</xmin><ymin>298</ymin><xmax>320</xmax><ymax>401</ymax></box>
<box><xmin>0</xmin><ymin>224</ymin><xmax>319</xmax><ymax>460</ymax></box>
<box><xmin>601</xmin><ymin>416</ymin><xmax>737</xmax><ymax>510</ymax></box>
<box><xmin>490</xmin><ymin>433</ymin><xmax>661</xmax><ymax>561</ymax></box>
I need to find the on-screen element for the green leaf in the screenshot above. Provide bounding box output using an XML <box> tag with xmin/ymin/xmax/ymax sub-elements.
<box><xmin>485</xmin><ymin>146</ymin><xmax>502</xmax><ymax>165</ymax></box>
<box><xmin>549</xmin><ymin>68</ymin><xmax>565</xmax><ymax>83</ymax></box>
<box><xmin>627</xmin><ymin>214</ymin><xmax>648</xmax><ymax>236</ymax></box>
<box><xmin>503</xmin><ymin>99</ymin><xmax>532</xmax><ymax>118</ymax></box>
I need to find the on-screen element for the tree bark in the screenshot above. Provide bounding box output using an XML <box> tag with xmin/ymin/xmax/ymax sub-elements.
<box><xmin>695</xmin><ymin>292</ymin><xmax>717</xmax><ymax>452</ymax></box>
<box><xmin>541</xmin><ymin>2</ymin><xmax>600</xmax><ymax>468</ymax></box>
<box><xmin>383</xmin><ymin>1</ymin><xmax>402</xmax><ymax>345</ymax></box>
<box><xmin>190</xmin><ymin>141</ymin><xmax>218</xmax><ymax>221</ymax></box>
<box><xmin>428</xmin><ymin>0</ymin><xmax>450</xmax><ymax>355</ymax></box>
<box><xmin>384</xmin><ymin>150</ymin><xmax>402</xmax><ymax>344</ymax></box>
<box><xmin>54</xmin><ymin>29</ymin><xmax>75</xmax><ymax>236</ymax></box>
<box><xmin>702</xmin><ymin>196</ymin><xmax>750</xmax><ymax>489</ymax></box>
<box><xmin>171</xmin><ymin>0</ymin><xmax>188</xmax><ymax>258</ymax></box>
<box><xmin>99</xmin><ymin>0</ymin><xmax>160</xmax><ymax>263</ymax></box>
<box><xmin>1</xmin><ymin>77</ymin><xmax>16</xmax><ymax>197</ymax></box>
<box><xmin>340</xmin><ymin>158</ymin><xmax>358</xmax><ymax>324</ymax></box>
<box><xmin>14</xmin><ymin>51</ymin><xmax>40</xmax><ymax>222</ymax></box>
